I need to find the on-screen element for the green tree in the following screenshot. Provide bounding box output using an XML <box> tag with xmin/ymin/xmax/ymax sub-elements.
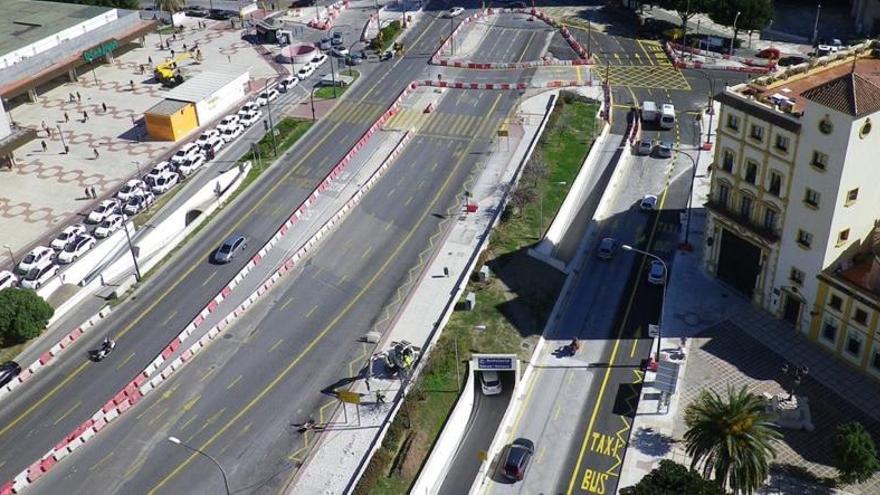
<box><xmin>833</xmin><ymin>421</ymin><xmax>880</xmax><ymax>484</ymax></box>
<box><xmin>0</xmin><ymin>288</ymin><xmax>54</xmax><ymax>346</ymax></box>
<box><xmin>708</xmin><ymin>0</ymin><xmax>774</xmax><ymax>53</ymax></box>
<box><xmin>154</xmin><ymin>0</ymin><xmax>185</xmax><ymax>26</ymax></box>
<box><xmin>652</xmin><ymin>0</ymin><xmax>712</xmax><ymax>30</ymax></box>
<box><xmin>620</xmin><ymin>460</ymin><xmax>724</xmax><ymax>495</ymax></box>
<box><xmin>684</xmin><ymin>385</ymin><xmax>781</xmax><ymax>494</ymax></box>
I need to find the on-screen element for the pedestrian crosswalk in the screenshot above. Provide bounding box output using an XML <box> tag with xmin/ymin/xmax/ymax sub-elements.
<box><xmin>323</xmin><ymin>101</ymin><xmax>387</xmax><ymax>126</ymax></box>
<box><xmin>385</xmin><ymin>110</ymin><xmax>501</xmax><ymax>139</ymax></box>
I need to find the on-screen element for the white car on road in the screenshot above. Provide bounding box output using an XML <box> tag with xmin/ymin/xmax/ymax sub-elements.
<box><xmin>278</xmin><ymin>76</ymin><xmax>298</xmax><ymax>92</ymax></box>
<box><xmin>310</xmin><ymin>53</ymin><xmax>328</xmax><ymax>67</ymax></box>
<box><xmin>170</xmin><ymin>143</ymin><xmax>202</xmax><ymax>166</ymax></box>
<box><xmin>195</xmin><ymin>130</ymin><xmax>221</xmax><ymax>150</ymax></box>
<box><xmin>221</xmin><ymin>124</ymin><xmax>244</xmax><ymax>143</ymax></box>
<box><xmin>445</xmin><ymin>6</ymin><xmax>464</xmax><ymax>17</ymax></box>
<box><xmin>16</xmin><ymin>246</ymin><xmax>55</xmax><ymax>275</ymax></box>
<box><xmin>256</xmin><ymin>89</ymin><xmax>279</xmax><ymax>106</ymax></box>
<box><xmin>151</xmin><ymin>172</ymin><xmax>180</xmax><ymax>194</ymax></box>
<box><xmin>297</xmin><ymin>64</ymin><xmax>316</xmax><ymax>79</ymax></box>
<box><xmin>20</xmin><ymin>264</ymin><xmax>58</xmax><ymax>290</ymax></box>
<box><xmin>640</xmin><ymin>194</ymin><xmax>658</xmax><ymax>211</ymax></box>
<box><xmin>87</xmin><ymin>199</ymin><xmax>120</xmax><ymax>224</ymax></box>
<box><xmin>216</xmin><ymin>114</ymin><xmax>240</xmax><ymax>133</ymax></box>
<box><xmin>647</xmin><ymin>260</ymin><xmax>667</xmax><ymax>285</ymax></box>
<box><xmin>57</xmin><ymin>235</ymin><xmax>96</xmax><ymax>264</ymax></box>
<box><xmin>50</xmin><ymin>224</ymin><xmax>87</xmax><ymax>251</ymax></box>
<box><xmin>331</xmin><ymin>47</ymin><xmax>349</xmax><ymax>58</ymax></box>
<box><xmin>178</xmin><ymin>154</ymin><xmax>206</xmax><ymax>177</ymax></box>
<box><xmin>123</xmin><ymin>191</ymin><xmax>155</xmax><ymax>216</ymax></box>
<box><xmin>145</xmin><ymin>161</ymin><xmax>174</xmax><ymax>180</ymax></box>
<box><xmin>0</xmin><ymin>270</ymin><xmax>18</xmax><ymax>290</ymax></box>
<box><xmin>239</xmin><ymin>112</ymin><xmax>261</xmax><ymax>128</ymax></box>
<box><xmin>117</xmin><ymin>179</ymin><xmax>146</xmax><ymax>202</ymax></box>
<box><xmin>94</xmin><ymin>214</ymin><xmax>124</xmax><ymax>238</ymax></box>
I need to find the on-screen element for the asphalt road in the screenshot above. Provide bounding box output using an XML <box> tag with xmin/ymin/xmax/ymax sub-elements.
<box><xmin>31</xmin><ymin>86</ymin><xmax>516</xmax><ymax>494</ymax></box>
<box><xmin>0</xmin><ymin>3</ymin><xmax>462</xmax><ymax>484</ymax></box>
<box><xmin>454</xmin><ymin>12</ymin><xmax>560</xmax><ymax>64</ymax></box>
<box><xmin>439</xmin><ymin>371</ymin><xmax>515</xmax><ymax>495</ymax></box>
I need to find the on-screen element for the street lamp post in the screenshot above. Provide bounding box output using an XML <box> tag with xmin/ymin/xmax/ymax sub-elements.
<box><xmin>263</xmin><ymin>80</ymin><xmax>278</xmax><ymax>157</ymax></box>
<box><xmin>621</xmin><ymin>244</ymin><xmax>667</xmax><ymax>365</ymax></box>
<box><xmin>3</xmin><ymin>244</ymin><xmax>16</xmax><ymax>267</ymax></box>
<box><xmin>729</xmin><ymin>11</ymin><xmax>741</xmax><ymax>56</ymax></box>
<box><xmin>122</xmin><ymin>215</ymin><xmax>142</xmax><ymax>282</ymax></box>
<box><xmin>693</xmin><ymin>69</ymin><xmax>716</xmax><ymax>146</ymax></box>
<box><xmin>167</xmin><ymin>436</ymin><xmax>230</xmax><ymax>495</ymax></box>
<box><xmin>677</xmin><ymin>150</ymin><xmax>698</xmax><ymax>251</ymax></box>
<box><xmin>310</xmin><ymin>86</ymin><xmax>317</xmax><ymax>121</ymax></box>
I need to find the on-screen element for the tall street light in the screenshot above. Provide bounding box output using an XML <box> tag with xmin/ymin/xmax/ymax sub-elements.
<box><xmin>167</xmin><ymin>436</ymin><xmax>230</xmax><ymax>495</ymax></box>
<box><xmin>621</xmin><ymin>244</ymin><xmax>667</xmax><ymax>365</ymax></box>
<box><xmin>729</xmin><ymin>11</ymin><xmax>741</xmax><ymax>56</ymax></box>
<box><xmin>677</xmin><ymin>150</ymin><xmax>698</xmax><ymax>251</ymax></box>
<box><xmin>692</xmin><ymin>69</ymin><xmax>716</xmax><ymax>147</ymax></box>
<box><xmin>3</xmin><ymin>244</ymin><xmax>16</xmax><ymax>267</ymax></box>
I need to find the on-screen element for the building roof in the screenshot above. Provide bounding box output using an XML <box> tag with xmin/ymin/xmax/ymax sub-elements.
<box><xmin>162</xmin><ymin>70</ymin><xmax>248</xmax><ymax>103</ymax></box>
<box><xmin>0</xmin><ymin>0</ymin><xmax>111</xmax><ymax>56</ymax></box>
<box><xmin>802</xmin><ymin>72</ymin><xmax>880</xmax><ymax>117</ymax></box>
<box><xmin>145</xmin><ymin>99</ymin><xmax>191</xmax><ymax>117</ymax></box>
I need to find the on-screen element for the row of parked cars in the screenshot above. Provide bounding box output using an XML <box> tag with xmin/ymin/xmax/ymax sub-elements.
<box><xmin>1</xmin><ymin>97</ymin><xmax>270</xmax><ymax>291</ymax></box>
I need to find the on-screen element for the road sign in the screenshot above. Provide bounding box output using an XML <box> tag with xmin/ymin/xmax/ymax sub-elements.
<box><xmin>648</xmin><ymin>324</ymin><xmax>660</xmax><ymax>338</ymax></box>
<box><xmin>476</xmin><ymin>356</ymin><xmax>514</xmax><ymax>370</ymax></box>
<box><xmin>338</xmin><ymin>390</ymin><xmax>361</xmax><ymax>404</ymax></box>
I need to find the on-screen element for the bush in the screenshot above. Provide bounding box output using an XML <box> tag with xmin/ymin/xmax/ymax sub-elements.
<box><xmin>370</xmin><ymin>20</ymin><xmax>402</xmax><ymax>51</ymax></box>
<box><xmin>834</xmin><ymin>421</ymin><xmax>880</xmax><ymax>484</ymax></box>
<box><xmin>0</xmin><ymin>288</ymin><xmax>54</xmax><ymax>345</ymax></box>
<box><xmin>620</xmin><ymin>460</ymin><xmax>724</xmax><ymax>495</ymax></box>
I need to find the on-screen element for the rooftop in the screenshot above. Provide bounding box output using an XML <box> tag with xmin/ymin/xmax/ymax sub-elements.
<box><xmin>762</xmin><ymin>58</ymin><xmax>880</xmax><ymax>116</ymax></box>
<box><xmin>163</xmin><ymin>70</ymin><xmax>249</xmax><ymax>103</ymax></box>
<box><xmin>0</xmin><ymin>0</ymin><xmax>112</xmax><ymax>56</ymax></box>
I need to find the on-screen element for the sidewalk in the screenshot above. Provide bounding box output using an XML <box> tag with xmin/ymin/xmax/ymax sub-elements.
<box><xmin>288</xmin><ymin>89</ymin><xmax>556</xmax><ymax>494</ymax></box>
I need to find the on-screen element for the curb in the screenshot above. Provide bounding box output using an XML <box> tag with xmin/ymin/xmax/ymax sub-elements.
<box><xmin>430</xmin><ymin>8</ymin><xmax>592</xmax><ymax>69</ymax></box>
<box><xmin>0</xmin><ymin>306</ymin><xmax>112</xmax><ymax>402</ymax></box>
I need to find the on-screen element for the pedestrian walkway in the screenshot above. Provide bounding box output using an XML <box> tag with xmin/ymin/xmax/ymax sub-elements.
<box><xmin>288</xmin><ymin>89</ymin><xmax>552</xmax><ymax>494</ymax></box>
<box><xmin>618</xmin><ymin>104</ymin><xmax>880</xmax><ymax>494</ymax></box>
<box><xmin>0</xmin><ymin>17</ymin><xmax>277</xmax><ymax>272</ymax></box>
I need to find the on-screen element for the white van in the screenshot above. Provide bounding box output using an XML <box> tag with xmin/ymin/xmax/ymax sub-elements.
<box><xmin>660</xmin><ymin>104</ymin><xmax>676</xmax><ymax>129</ymax></box>
<box><xmin>641</xmin><ymin>101</ymin><xmax>658</xmax><ymax>123</ymax></box>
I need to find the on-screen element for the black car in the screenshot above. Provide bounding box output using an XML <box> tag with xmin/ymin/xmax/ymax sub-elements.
<box><xmin>209</xmin><ymin>9</ymin><xmax>234</xmax><ymax>20</ymax></box>
<box><xmin>501</xmin><ymin>438</ymin><xmax>534</xmax><ymax>481</ymax></box>
<box><xmin>0</xmin><ymin>361</ymin><xmax>21</xmax><ymax>388</ymax></box>
<box><xmin>290</xmin><ymin>0</ymin><xmax>316</xmax><ymax>7</ymax></box>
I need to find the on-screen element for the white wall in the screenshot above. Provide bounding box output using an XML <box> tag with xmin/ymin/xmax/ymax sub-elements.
<box><xmin>0</xmin><ymin>10</ymin><xmax>120</xmax><ymax>69</ymax></box>
<box><xmin>194</xmin><ymin>72</ymin><xmax>249</xmax><ymax>126</ymax></box>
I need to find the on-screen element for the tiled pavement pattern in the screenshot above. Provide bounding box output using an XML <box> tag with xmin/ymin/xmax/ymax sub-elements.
<box><xmin>668</xmin><ymin>319</ymin><xmax>880</xmax><ymax>494</ymax></box>
<box><xmin>0</xmin><ymin>17</ymin><xmax>278</xmax><ymax>269</ymax></box>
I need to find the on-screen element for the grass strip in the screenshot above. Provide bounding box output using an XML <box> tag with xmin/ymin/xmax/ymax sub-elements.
<box><xmin>313</xmin><ymin>69</ymin><xmax>360</xmax><ymax>100</ymax></box>
<box><xmin>355</xmin><ymin>93</ymin><xmax>599</xmax><ymax>494</ymax></box>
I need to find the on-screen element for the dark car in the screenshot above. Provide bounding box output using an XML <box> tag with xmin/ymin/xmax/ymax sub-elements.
<box><xmin>290</xmin><ymin>0</ymin><xmax>316</xmax><ymax>7</ymax></box>
<box><xmin>501</xmin><ymin>438</ymin><xmax>534</xmax><ymax>481</ymax></box>
<box><xmin>214</xmin><ymin>234</ymin><xmax>248</xmax><ymax>264</ymax></box>
<box><xmin>209</xmin><ymin>9</ymin><xmax>234</xmax><ymax>20</ymax></box>
<box><xmin>0</xmin><ymin>361</ymin><xmax>21</xmax><ymax>388</ymax></box>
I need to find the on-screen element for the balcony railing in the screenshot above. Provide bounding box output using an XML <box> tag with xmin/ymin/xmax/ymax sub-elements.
<box><xmin>705</xmin><ymin>198</ymin><xmax>780</xmax><ymax>243</ymax></box>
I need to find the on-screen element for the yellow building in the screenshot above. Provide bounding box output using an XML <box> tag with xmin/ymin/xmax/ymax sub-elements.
<box><xmin>809</xmin><ymin>228</ymin><xmax>880</xmax><ymax>379</ymax></box>
<box><xmin>144</xmin><ymin>99</ymin><xmax>197</xmax><ymax>141</ymax></box>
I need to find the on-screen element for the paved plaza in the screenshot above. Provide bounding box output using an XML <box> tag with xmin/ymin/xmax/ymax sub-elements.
<box><xmin>0</xmin><ymin>15</ymin><xmax>278</xmax><ymax>270</ymax></box>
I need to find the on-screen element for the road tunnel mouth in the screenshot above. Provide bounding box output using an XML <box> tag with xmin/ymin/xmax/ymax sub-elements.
<box><xmin>185</xmin><ymin>209</ymin><xmax>202</xmax><ymax>226</ymax></box>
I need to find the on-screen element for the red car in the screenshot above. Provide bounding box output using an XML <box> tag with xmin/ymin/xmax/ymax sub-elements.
<box><xmin>757</xmin><ymin>47</ymin><xmax>781</xmax><ymax>59</ymax></box>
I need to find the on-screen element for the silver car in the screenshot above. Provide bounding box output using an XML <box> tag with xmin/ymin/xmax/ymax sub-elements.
<box><xmin>214</xmin><ymin>234</ymin><xmax>248</xmax><ymax>264</ymax></box>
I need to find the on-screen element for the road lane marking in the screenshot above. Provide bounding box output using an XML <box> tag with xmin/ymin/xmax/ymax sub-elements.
<box><xmin>305</xmin><ymin>304</ymin><xmax>318</xmax><ymax>318</ymax></box>
<box><xmin>279</xmin><ymin>297</ymin><xmax>295</xmax><ymax>312</ymax></box>
<box><xmin>404</xmin><ymin>195</ymin><xmax>413</xmax><ymax>207</ymax></box>
<box><xmin>226</xmin><ymin>375</ymin><xmax>242</xmax><ymax>390</ymax></box>
<box><xmin>0</xmin><ymin>360</ymin><xmax>89</xmax><ymax>437</ymax></box>
<box><xmin>179</xmin><ymin>413</ymin><xmax>198</xmax><ymax>431</ymax></box>
<box><xmin>636</xmin><ymin>40</ymin><xmax>655</xmax><ymax>66</ymax></box>
<box><xmin>181</xmin><ymin>394</ymin><xmax>201</xmax><ymax>412</ymax></box>
<box><xmin>161</xmin><ymin>310</ymin><xmax>178</xmax><ymax>325</ymax></box>
<box><xmin>269</xmin><ymin>339</ymin><xmax>284</xmax><ymax>352</ymax></box>
<box><xmin>53</xmin><ymin>400</ymin><xmax>81</xmax><ymax>425</ymax></box>
<box><xmin>148</xmin><ymin>93</ymin><xmax>505</xmax><ymax>495</ymax></box>
<box><xmin>200</xmin><ymin>271</ymin><xmax>217</xmax><ymax>287</ymax></box>
<box><xmin>630</xmin><ymin>326</ymin><xmax>641</xmax><ymax>358</ymax></box>
<box><xmin>361</xmin><ymin>246</ymin><xmax>374</xmax><ymax>259</ymax></box>
<box><xmin>116</xmin><ymin>351</ymin><xmax>136</xmax><ymax>370</ymax></box>
<box><xmin>517</xmin><ymin>31</ymin><xmax>537</xmax><ymax>63</ymax></box>
<box><xmin>89</xmin><ymin>451</ymin><xmax>115</xmax><ymax>472</ymax></box>
<box><xmin>565</xmin><ymin>144</ymin><xmax>673</xmax><ymax>495</ymax></box>
<box><xmin>199</xmin><ymin>367</ymin><xmax>217</xmax><ymax>382</ymax></box>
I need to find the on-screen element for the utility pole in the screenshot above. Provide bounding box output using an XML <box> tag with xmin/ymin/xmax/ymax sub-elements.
<box><xmin>450</xmin><ymin>17</ymin><xmax>455</xmax><ymax>56</ymax></box>
<box><xmin>812</xmin><ymin>3</ymin><xmax>822</xmax><ymax>47</ymax></box>
<box><xmin>263</xmin><ymin>80</ymin><xmax>278</xmax><ymax>156</ymax></box>
<box><xmin>729</xmin><ymin>11</ymin><xmax>741</xmax><ymax>56</ymax></box>
<box><xmin>330</xmin><ymin>55</ymin><xmax>338</xmax><ymax>99</ymax></box>
<box><xmin>122</xmin><ymin>216</ymin><xmax>142</xmax><ymax>282</ymax></box>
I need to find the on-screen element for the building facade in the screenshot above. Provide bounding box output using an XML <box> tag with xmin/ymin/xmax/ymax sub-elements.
<box><xmin>704</xmin><ymin>48</ymin><xmax>880</xmax><ymax>369</ymax></box>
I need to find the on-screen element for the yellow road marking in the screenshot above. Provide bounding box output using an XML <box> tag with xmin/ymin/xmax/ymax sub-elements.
<box><xmin>361</xmin><ymin>246</ymin><xmax>374</xmax><ymax>259</ymax></box>
<box><xmin>630</xmin><ymin>326</ymin><xmax>641</xmax><ymax>358</ymax></box>
<box><xmin>305</xmin><ymin>304</ymin><xmax>318</xmax><ymax>318</ymax></box>
<box><xmin>53</xmin><ymin>400</ymin><xmax>81</xmax><ymax>425</ymax></box>
<box><xmin>517</xmin><ymin>31</ymin><xmax>536</xmax><ymax>63</ymax></box>
<box><xmin>179</xmin><ymin>413</ymin><xmax>198</xmax><ymax>431</ymax></box>
<box><xmin>269</xmin><ymin>339</ymin><xmax>284</xmax><ymax>352</ymax></box>
<box><xmin>116</xmin><ymin>351</ymin><xmax>136</xmax><ymax>370</ymax></box>
<box><xmin>226</xmin><ymin>375</ymin><xmax>242</xmax><ymax>390</ymax></box>
<box><xmin>565</xmin><ymin>160</ymin><xmax>673</xmax><ymax>495</ymax></box>
<box><xmin>147</xmin><ymin>407</ymin><xmax>169</xmax><ymax>426</ymax></box>
<box><xmin>89</xmin><ymin>451</ymin><xmax>115</xmax><ymax>472</ymax></box>
<box><xmin>181</xmin><ymin>394</ymin><xmax>201</xmax><ymax>412</ymax></box>
<box><xmin>149</xmin><ymin>93</ymin><xmax>504</xmax><ymax>495</ymax></box>
<box><xmin>636</xmin><ymin>40</ymin><xmax>655</xmax><ymax>66</ymax></box>
<box><xmin>161</xmin><ymin>310</ymin><xmax>178</xmax><ymax>325</ymax></box>
<box><xmin>199</xmin><ymin>367</ymin><xmax>217</xmax><ymax>382</ymax></box>
<box><xmin>279</xmin><ymin>297</ymin><xmax>294</xmax><ymax>311</ymax></box>
<box><xmin>0</xmin><ymin>360</ymin><xmax>89</xmax><ymax>437</ymax></box>
<box><xmin>200</xmin><ymin>271</ymin><xmax>217</xmax><ymax>287</ymax></box>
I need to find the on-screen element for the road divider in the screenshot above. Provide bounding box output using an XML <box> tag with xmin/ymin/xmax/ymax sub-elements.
<box><xmin>308</xmin><ymin>0</ymin><xmax>350</xmax><ymax>31</ymax></box>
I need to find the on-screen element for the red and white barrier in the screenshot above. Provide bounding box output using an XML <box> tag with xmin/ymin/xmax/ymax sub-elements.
<box><xmin>0</xmin><ymin>307</ymin><xmax>112</xmax><ymax>402</ymax></box>
<box><xmin>430</xmin><ymin>8</ymin><xmax>593</xmax><ymax>68</ymax></box>
<box><xmin>663</xmin><ymin>41</ymin><xmax>774</xmax><ymax>74</ymax></box>
<box><xmin>309</xmin><ymin>0</ymin><xmax>350</xmax><ymax>31</ymax></box>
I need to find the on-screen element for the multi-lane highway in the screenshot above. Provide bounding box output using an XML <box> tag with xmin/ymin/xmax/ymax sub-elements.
<box><xmin>0</xmin><ymin>1</ymin><xmax>468</xmax><ymax>487</ymax></box>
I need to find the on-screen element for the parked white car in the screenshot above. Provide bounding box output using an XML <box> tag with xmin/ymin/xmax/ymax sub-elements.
<box><xmin>297</xmin><ymin>64</ymin><xmax>316</xmax><ymax>79</ymax></box>
<box><xmin>123</xmin><ymin>191</ymin><xmax>155</xmax><ymax>216</ymax></box>
<box><xmin>0</xmin><ymin>270</ymin><xmax>18</xmax><ymax>290</ymax></box>
<box><xmin>178</xmin><ymin>154</ymin><xmax>206</xmax><ymax>177</ymax></box>
<box><xmin>310</xmin><ymin>53</ymin><xmax>328</xmax><ymax>67</ymax></box>
<box><xmin>117</xmin><ymin>179</ymin><xmax>147</xmax><ymax>202</ymax></box>
<box><xmin>216</xmin><ymin>114</ymin><xmax>240</xmax><ymax>133</ymax></box>
<box><xmin>145</xmin><ymin>161</ymin><xmax>174</xmax><ymax>180</ymax></box>
<box><xmin>331</xmin><ymin>47</ymin><xmax>349</xmax><ymax>58</ymax></box>
<box><xmin>151</xmin><ymin>172</ymin><xmax>180</xmax><ymax>194</ymax></box>
<box><xmin>195</xmin><ymin>130</ymin><xmax>221</xmax><ymax>150</ymax></box>
<box><xmin>50</xmin><ymin>224</ymin><xmax>87</xmax><ymax>251</ymax></box>
<box><xmin>57</xmin><ymin>235</ymin><xmax>96</xmax><ymax>264</ymax></box>
<box><xmin>94</xmin><ymin>214</ymin><xmax>124</xmax><ymax>238</ymax></box>
<box><xmin>239</xmin><ymin>111</ymin><xmax>261</xmax><ymax>128</ymax></box>
<box><xmin>445</xmin><ymin>6</ymin><xmax>465</xmax><ymax>17</ymax></box>
<box><xmin>20</xmin><ymin>264</ymin><xmax>59</xmax><ymax>290</ymax></box>
<box><xmin>16</xmin><ymin>246</ymin><xmax>55</xmax><ymax>275</ymax></box>
<box><xmin>256</xmin><ymin>88</ymin><xmax>279</xmax><ymax>106</ymax></box>
<box><xmin>87</xmin><ymin>199</ymin><xmax>120</xmax><ymax>224</ymax></box>
<box><xmin>221</xmin><ymin>124</ymin><xmax>244</xmax><ymax>143</ymax></box>
<box><xmin>170</xmin><ymin>143</ymin><xmax>202</xmax><ymax>166</ymax></box>
<box><xmin>278</xmin><ymin>75</ymin><xmax>298</xmax><ymax>92</ymax></box>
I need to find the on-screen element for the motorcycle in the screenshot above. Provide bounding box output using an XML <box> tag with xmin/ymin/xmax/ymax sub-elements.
<box><xmin>90</xmin><ymin>337</ymin><xmax>116</xmax><ymax>362</ymax></box>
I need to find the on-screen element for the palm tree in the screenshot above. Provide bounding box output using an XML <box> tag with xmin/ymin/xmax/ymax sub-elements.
<box><xmin>154</xmin><ymin>0</ymin><xmax>186</xmax><ymax>26</ymax></box>
<box><xmin>684</xmin><ymin>385</ymin><xmax>782</xmax><ymax>494</ymax></box>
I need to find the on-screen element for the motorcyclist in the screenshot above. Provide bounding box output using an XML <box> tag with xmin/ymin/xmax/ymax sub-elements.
<box><xmin>570</xmin><ymin>337</ymin><xmax>580</xmax><ymax>353</ymax></box>
<box><xmin>99</xmin><ymin>337</ymin><xmax>115</xmax><ymax>357</ymax></box>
